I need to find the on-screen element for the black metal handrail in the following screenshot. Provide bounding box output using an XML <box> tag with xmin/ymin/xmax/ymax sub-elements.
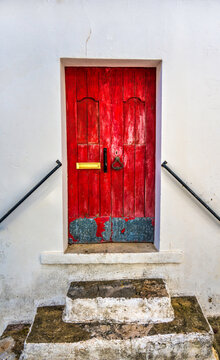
<box><xmin>162</xmin><ymin>161</ymin><xmax>219</xmax><ymax>222</ymax></box>
<box><xmin>0</xmin><ymin>160</ymin><xmax>62</xmax><ymax>224</ymax></box>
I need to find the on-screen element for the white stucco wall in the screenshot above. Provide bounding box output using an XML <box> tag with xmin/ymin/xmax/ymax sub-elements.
<box><xmin>0</xmin><ymin>0</ymin><xmax>219</xmax><ymax>334</ymax></box>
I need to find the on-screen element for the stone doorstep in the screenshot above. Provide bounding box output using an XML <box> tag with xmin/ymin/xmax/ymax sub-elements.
<box><xmin>40</xmin><ymin>249</ymin><xmax>183</xmax><ymax>265</ymax></box>
<box><xmin>66</xmin><ymin>279</ymin><xmax>169</xmax><ymax>299</ymax></box>
<box><xmin>21</xmin><ymin>297</ymin><xmax>215</xmax><ymax>360</ymax></box>
<box><xmin>63</xmin><ymin>279</ymin><xmax>174</xmax><ymax>324</ymax></box>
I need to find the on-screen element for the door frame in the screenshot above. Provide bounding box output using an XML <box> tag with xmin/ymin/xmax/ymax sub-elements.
<box><xmin>60</xmin><ymin>58</ymin><xmax>162</xmax><ymax>251</ymax></box>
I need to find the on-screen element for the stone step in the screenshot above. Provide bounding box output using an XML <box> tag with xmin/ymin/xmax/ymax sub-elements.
<box><xmin>63</xmin><ymin>278</ymin><xmax>174</xmax><ymax>324</ymax></box>
<box><xmin>0</xmin><ymin>323</ymin><xmax>31</xmax><ymax>360</ymax></box>
<box><xmin>21</xmin><ymin>297</ymin><xmax>214</xmax><ymax>360</ymax></box>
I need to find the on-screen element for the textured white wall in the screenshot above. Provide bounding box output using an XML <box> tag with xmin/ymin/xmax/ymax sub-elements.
<box><xmin>0</xmin><ymin>0</ymin><xmax>219</xmax><ymax>334</ymax></box>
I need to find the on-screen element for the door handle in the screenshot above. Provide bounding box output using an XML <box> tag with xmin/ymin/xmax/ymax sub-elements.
<box><xmin>112</xmin><ymin>157</ymin><xmax>124</xmax><ymax>170</ymax></box>
<box><xmin>103</xmin><ymin>148</ymin><xmax>107</xmax><ymax>173</ymax></box>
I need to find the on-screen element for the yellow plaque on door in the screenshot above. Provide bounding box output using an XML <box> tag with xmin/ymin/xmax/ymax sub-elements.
<box><xmin>76</xmin><ymin>162</ymin><xmax>101</xmax><ymax>170</ymax></box>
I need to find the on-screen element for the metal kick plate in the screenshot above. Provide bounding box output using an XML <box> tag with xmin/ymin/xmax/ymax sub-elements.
<box><xmin>76</xmin><ymin>162</ymin><xmax>101</xmax><ymax>170</ymax></box>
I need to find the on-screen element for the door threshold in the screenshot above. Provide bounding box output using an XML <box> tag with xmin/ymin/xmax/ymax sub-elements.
<box><xmin>65</xmin><ymin>243</ymin><xmax>157</xmax><ymax>254</ymax></box>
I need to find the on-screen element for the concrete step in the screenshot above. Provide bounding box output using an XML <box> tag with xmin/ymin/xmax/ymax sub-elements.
<box><xmin>22</xmin><ymin>297</ymin><xmax>214</xmax><ymax>360</ymax></box>
<box><xmin>63</xmin><ymin>278</ymin><xmax>174</xmax><ymax>324</ymax></box>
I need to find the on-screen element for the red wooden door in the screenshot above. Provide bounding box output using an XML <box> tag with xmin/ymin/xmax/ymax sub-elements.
<box><xmin>65</xmin><ymin>67</ymin><xmax>156</xmax><ymax>244</ymax></box>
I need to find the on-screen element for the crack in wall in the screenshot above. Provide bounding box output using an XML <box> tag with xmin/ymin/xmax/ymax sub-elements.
<box><xmin>85</xmin><ymin>28</ymin><xmax>92</xmax><ymax>57</ymax></box>
<box><xmin>82</xmin><ymin>0</ymin><xmax>92</xmax><ymax>57</ymax></box>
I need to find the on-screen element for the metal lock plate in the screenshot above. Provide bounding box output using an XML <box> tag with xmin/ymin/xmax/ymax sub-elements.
<box><xmin>76</xmin><ymin>162</ymin><xmax>101</xmax><ymax>170</ymax></box>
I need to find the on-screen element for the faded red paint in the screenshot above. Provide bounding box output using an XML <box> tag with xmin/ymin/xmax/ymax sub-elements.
<box><xmin>68</xmin><ymin>233</ymin><xmax>77</xmax><ymax>244</ymax></box>
<box><xmin>65</xmin><ymin>67</ymin><xmax>156</xmax><ymax>243</ymax></box>
<box><xmin>124</xmin><ymin>217</ymin><xmax>135</xmax><ymax>222</ymax></box>
<box><xmin>95</xmin><ymin>217</ymin><xmax>110</xmax><ymax>241</ymax></box>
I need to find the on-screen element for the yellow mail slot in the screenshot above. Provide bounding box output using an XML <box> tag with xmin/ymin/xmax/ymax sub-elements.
<box><xmin>76</xmin><ymin>162</ymin><xmax>101</xmax><ymax>170</ymax></box>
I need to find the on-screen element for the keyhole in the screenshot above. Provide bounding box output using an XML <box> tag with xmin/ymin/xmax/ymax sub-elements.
<box><xmin>116</xmin><ymin>151</ymin><xmax>117</xmax><ymax>155</ymax></box>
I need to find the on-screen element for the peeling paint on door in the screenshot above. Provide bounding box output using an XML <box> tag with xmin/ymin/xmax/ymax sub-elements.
<box><xmin>69</xmin><ymin>218</ymin><xmax>111</xmax><ymax>244</ymax></box>
<box><xmin>112</xmin><ymin>218</ymin><xmax>154</xmax><ymax>242</ymax></box>
<box><xmin>69</xmin><ymin>217</ymin><xmax>154</xmax><ymax>243</ymax></box>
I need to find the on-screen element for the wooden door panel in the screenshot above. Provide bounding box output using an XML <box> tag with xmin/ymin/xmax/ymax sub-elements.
<box><xmin>111</xmin><ymin>101</ymin><xmax>123</xmax><ymax>218</ymax></box>
<box><xmin>123</xmin><ymin>68</ymin><xmax>135</xmax><ymax>100</ymax></box>
<box><xmin>78</xmin><ymin>144</ymin><xmax>89</xmax><ymax>217</ymax></box>
<box><xmin>124</xmin><ymin>145</ymin><xmax>135</xmax><ymax>217</ymax></box>
<box><xmin>88</xmin><ymin>144</ymin><xmax>100</xmax><ymax>217</ymax></box>
<box><xmin>87</xmin><ymin>100</ymin><xmax>99</xmax><ymax>144</ymax></box>
<box><xmin>100</xmin><ymin>145</ymin><xmax>111</xmax><ymax>217</ymax></box>
<box><xmin>99</xmin><ymin>91</ymin><xmax>111</xmax><ymax>217</ymax></box>
<box><xmin>87</xmin><ymin>67</ymin><xmax>99</xmax><ymax>99</ymax></box>
<box><xmin>111</xmin><ymin>143</ymin><xmax>124</xmax><ymax>218</ymax></box>
<box><xmin>135</xmin><ymin>101</ymin><xmax>146</xmax><ymax>145</ymax></box>
<box><xmin>135</xmin><ymin>145</ymin><xmax>145</xmax><ymax>217</ymax></box>
<box><xmin>77</xmin><ymin>100</ymin><xmax>87</xmax><ymax>144</ymax></box>
<box><xmin>76</xmin><ymin>68</ymin><xmax>87</xmax><ymax>100</ymax></box>
<box><xmin>124</xmin><ymin>100</ymin><xmax>135</xmax><ymax>145</ymax></box>
<box><xmin>134</xmin><ymin>68</ymin><xmax>146</xmax><ymax>101</ymax></box>
<box><xmin>66</xmin><ymin>67</ymin><xmax>156</xmax><ymax>244</ymax></box>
